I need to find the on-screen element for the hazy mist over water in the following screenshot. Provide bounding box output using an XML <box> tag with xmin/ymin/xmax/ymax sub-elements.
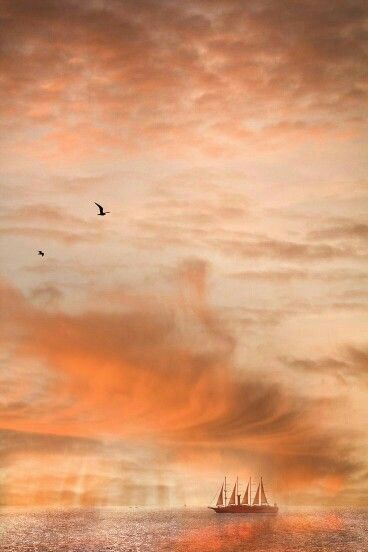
<box><xmin>0</xmin><ymin>507</ymin><xmax>367</xmax><ymax>552</ymax></box>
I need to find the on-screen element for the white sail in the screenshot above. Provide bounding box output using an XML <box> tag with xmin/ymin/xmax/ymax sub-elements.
<box><xmin>228</xmin><ymin>482</ymin><xmax>237</xmax><ymax>505</ymax></box>
<box><xmin>216</xmin><ymin>484</ymin><xmax>224</xmax><ymax>506</ymax></box>
<box><xmin>253</xmin><ymin>483</ymin><xmax>260</xmax><ymax>505</ymax></box>
<box><xmin>241</xmin><ymin>482</ymin><xmax>249</xmax><ymax>505</ymax></box>
<box><xmin>260</xmin><ymin>478</ymin><xmax>268</xmax><ymax>505</ymax></box>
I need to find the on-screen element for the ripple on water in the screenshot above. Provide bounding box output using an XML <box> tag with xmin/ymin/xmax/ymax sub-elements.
<box><xmin>0</xmin><ymin>507</ymin><xmax>367</xmax><ymax>552</ymax></box>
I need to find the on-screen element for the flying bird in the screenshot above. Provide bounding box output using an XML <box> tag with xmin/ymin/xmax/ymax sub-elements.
<box><xmin>94</xmin><ymin>202</ymin><xmax>110</xmax><ymax>216</ymax></box>
<box><xmin>38</xmin><ymin>251</ymin><xmax>45</xmax><ymax>257</ymax></box>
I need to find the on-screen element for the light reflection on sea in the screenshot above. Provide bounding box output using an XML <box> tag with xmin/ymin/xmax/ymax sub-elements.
<box><xmin>0</xmin><ymin>507</ymin><xmax>367</xmax><ymax>552</ymax></box>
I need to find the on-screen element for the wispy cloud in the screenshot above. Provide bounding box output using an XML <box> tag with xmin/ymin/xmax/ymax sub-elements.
<box><xmin>0</xmin><ymin>262</ymin><xmax>365</xmax><ymax>505</ymax></box>
<box><xmin>282</xmin><ymin>346</ymin><xmax>368</xmax><ymax>385</ymax></box>
<box><xmin>1</xmin><ymin>0</ymin><xmax>367</xmax><ymax>159</ymax></box>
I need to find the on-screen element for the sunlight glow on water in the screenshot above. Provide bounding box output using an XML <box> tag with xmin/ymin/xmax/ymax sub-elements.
<box><xmin>0</xmin><ymin>507</ymin><xmax>367</xmax><ymax>552</ymax></box>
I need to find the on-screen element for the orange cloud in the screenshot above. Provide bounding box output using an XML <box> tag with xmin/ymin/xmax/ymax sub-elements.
<box><xmin>1</xmin><ymin>0</ymin><xmax>366</xmax><ymax>161</ymax></box>
<box><xmin>0</xmin><ymin>259</ymin><xmax>364</xmax><ymax>506</ymax></box>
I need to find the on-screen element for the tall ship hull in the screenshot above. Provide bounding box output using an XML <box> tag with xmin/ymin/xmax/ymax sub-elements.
<box><xmin>209</xmin><ymin>504</ymin><xmax>278</xmax><ymax>514</ymax></box>
<box><xmin>209</xmin><ymin>476</ymin><xmax>278</xmax><ymax>515</ymax></box>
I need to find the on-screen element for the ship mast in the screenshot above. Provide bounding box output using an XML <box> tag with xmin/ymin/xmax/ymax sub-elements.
<box><xmin>224</xmin><ymin>476</ymin><xmax>227</xmax><ymax>505</ymax></box>
<box><xmin>249</xmin><ymin>476</ymin><xmax>252</xmax><ymax>504</ymax></box>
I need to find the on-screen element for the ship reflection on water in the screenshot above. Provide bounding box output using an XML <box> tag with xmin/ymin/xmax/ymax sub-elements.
<box><xmin>175</xmin><ymin>511</ymin><xmax>348</xmax><ymax>552</ymax></box>
<box><xmin>0</xmin><ymin>507</ymin><xmax>366</xmax><ymax>552</ymax></box>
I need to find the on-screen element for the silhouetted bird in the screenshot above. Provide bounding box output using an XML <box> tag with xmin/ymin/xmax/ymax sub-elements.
<box><xmin>38</xmin><ymin>251</ymin><xmax>45</xmax><ymax>257</ymax></box>
<box><xmin>94</xmin><ymin>202</ymin><xmax>110</xmax><ymax>216</ymax></box>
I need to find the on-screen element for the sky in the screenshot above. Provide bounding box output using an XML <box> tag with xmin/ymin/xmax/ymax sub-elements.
<box><xmin>0</xmin><ymin>0</ymin><xmax>367</xmax><ymax>508</ymax></box>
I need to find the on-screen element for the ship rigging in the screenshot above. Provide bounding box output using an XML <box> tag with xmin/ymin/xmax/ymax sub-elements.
<box><xmin>209</xmin><ymin>476</ymin><xmax>278</xmax><ymax>514</ymax></box>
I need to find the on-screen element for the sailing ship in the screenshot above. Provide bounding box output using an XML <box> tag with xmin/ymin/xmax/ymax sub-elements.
<box><xmin>209</xmin><ymin>476</ymin><xmax>278</xmax><ymax>514</ymax></box>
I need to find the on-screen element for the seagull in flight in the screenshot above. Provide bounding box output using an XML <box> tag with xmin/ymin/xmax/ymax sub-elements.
<box><xmin>38</xmin><ymin>250</ymin><xmax>45</xmax><ymax>257</ymax></box>
<box><xmin>94</xmin><ymin>202</ymin><xmax>110</xmax><ymax>216</ymax></box>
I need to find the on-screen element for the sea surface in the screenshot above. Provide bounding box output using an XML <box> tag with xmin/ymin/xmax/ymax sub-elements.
<box><xmin>0</xmin><ymin>507</ymin><xmax>367</xmax><ymax>552</ymax></box>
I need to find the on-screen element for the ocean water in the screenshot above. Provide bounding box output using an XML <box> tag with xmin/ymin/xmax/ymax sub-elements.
<box><xmin>0</xmin><ymin>507</ymin><xmax>367</xmax><ymax>552</ymax></box>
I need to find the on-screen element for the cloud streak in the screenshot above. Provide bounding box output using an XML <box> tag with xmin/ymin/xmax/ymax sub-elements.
<box><xmin>282</xmin><ymin>346</ymin><xmax>368</xmax><ymax>385</ymax></box>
